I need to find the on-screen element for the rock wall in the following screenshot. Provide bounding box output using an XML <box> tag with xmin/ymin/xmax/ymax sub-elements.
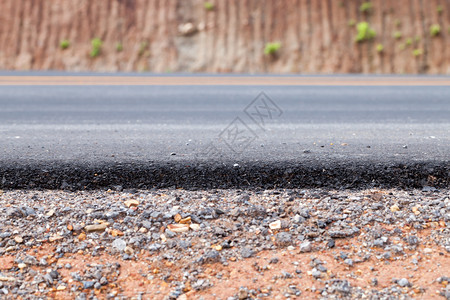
<box><xmin>0</xmin><ymin>0</ymin><xmax>449</xmax><ymax>73</ymax></box>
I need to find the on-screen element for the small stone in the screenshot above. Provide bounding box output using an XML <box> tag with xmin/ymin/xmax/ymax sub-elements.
<box><xmin>17</xmin><ymin>263</ymin><xmax>26</xmax><ymax>269</ymax></box>
<box><xmin>300</xmin><ymin>241</ymin><xmax>312</xmax><ymax>253</ymax></box>
<box><xmin>110</xmin><ymin>229</ymin><xmax>124</xmax><ymax>237</ymax></box>
<box><xmin>56</xmin><ymin>285</ymin><xmax>66</xmax><ymax>291</ymax></box>
<box><xmin>390</xmin><ymin>204</ymin><xmax>400</xmax><ymax>212</ymax></box>
<box><xmin>241</xmin><ymin>247</ymin><xmax>255</xmax><ymax>258</ymax></box>
<box><xmin>372</xmin><ymin>278</ymin><xmax>378</xmax><ymax>286</ymax></box>
<box><xmin>0</xmin><ymin>276</ymin><xmax>16</xmax><ymax>282</ymax></box>
<box><xmin>49</xmin><ymin>235</ymin><xmax>64</xmax><ymax>242</ymax></box>
<box><xmin>84</xmin><ymin>223</ymin><xmax>107</xmax><ymax>232</ymax></box>
<box><xmin>269</xmin><ymin>220</ymin><xmax>281</xmax><ymax>230</ymax></box>
<box><xmin>14</xmin><ymin>236</ymin><xmax>23</xmax><ymax>244</ymax></box>
<box><xmin>326</xmin><ymin>240</ymin><xmax>335</xmax><ymax>249</ymax></box>
<box><xmin>423</xmin><ymin>248</ymin><xmax>433</xmax><ymax>254</ymax></box>
<box><xmin>275</xmin><ymin>232</ymin><xmax>292</xmax><ymax>247</ymax></box>
<box><xmin>269</xmin><ymin>257</ymin><xmax>279</xmax><ymax>264</ymax></box>
<box><xmin>238</xmin><ymin>287</ymin><xmax>248</xmax><ymax>300</ymax></box>
<box><xmin>78</xmin><ymin>232</ymin><xmax>86</xmax><ymax>241</ymax></box>
<box><xmin>124</xmin><ymin>199</ymin><xmax>139</xmax><ymax>208</ymax></box>
<box><xmin>112</xmin><ymin>239</ymin><xmax>126</xmax><ymax>251</ymax></box>
<box><xmin>311</xmin><ymin>269</ymin><xmax>322</xmax><ymax>279</ymax></box>
<box><xmin>82</xmin><ymin>281</ymin><xmax>95</xmax><ymax>289</ymax></box>
<box><xmin>189</xmin><ymin>224</ymin><xmax>200</xmax><ymax>231</ymax></box>
<box><xmin>46</xmin><ymin>209</ymin><xmax>55</xmax><ymax>217</ymax></box>
<box><xmin>124</xmin><ymin>246</ymin><xmax>134</xmax><ymax>255</ymax></box>
<box><xmin>39</xmin><ymin>258</ymin><xmax>48</xmax><ymax>266</ymax></box>
<box><xmin>397</xmin><ymin>278</ymin><xmax>411</xmax><ymax>287</ymax></box>
<box><xmin>167</xmin><ymin>224</ymin><xmax>189</xmax><ymax>233</ymax></box>
<box><xmin>174</xmin><ymin>213</ymin><xmax>182</xmax><ymax>223</ymax></box>
<box><xmin>200</xmin><ymin>250</ymin><xmax>221</xmax><ymax>264</ymax></box>
<box><xmin>179</xmin><ymin>217</ymin><xmax>191</xmax><ymax>224</ymax></box>
<box><xmin>344</xmin><ymin>259</ymin><xmax>353</xmax><ymax>267</ymax></box>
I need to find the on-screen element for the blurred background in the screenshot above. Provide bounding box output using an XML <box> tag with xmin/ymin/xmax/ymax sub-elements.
<box><xmin>0</xmin><ymin>0</ymin><xmax>449</xmax><ymax>74</ymax></box>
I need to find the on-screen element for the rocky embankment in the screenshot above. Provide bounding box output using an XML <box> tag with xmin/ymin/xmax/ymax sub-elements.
<box><xmin>0</xmin><ymin>0</ymin><xmax>449</xmax><ymax>73</ymax></box>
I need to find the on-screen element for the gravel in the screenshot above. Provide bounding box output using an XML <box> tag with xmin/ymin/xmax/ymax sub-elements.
<box><xmin>0</xmin><ymin>188</ymin><xmax>449</xmax><ymax>299</ymax></box>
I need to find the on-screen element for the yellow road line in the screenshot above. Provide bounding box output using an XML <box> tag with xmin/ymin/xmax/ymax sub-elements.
<box><xmin>0</xmin><ymin>76</ymin><xmax>449</xmax><ymax>86</ymax></box>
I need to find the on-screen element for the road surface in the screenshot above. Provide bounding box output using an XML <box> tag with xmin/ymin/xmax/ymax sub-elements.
<box><xmin>0</xmin><ymin>73</ymin><xmax>449</xmax><ymax>189</ymax></box>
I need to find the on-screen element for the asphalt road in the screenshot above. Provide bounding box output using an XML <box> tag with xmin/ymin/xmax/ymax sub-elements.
<box><xmin>0</xmin><ymin>74</ymin><xmax>449</xmax><ymax>189</ymax></box>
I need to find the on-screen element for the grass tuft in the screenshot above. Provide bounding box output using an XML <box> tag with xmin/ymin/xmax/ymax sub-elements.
<box><xmin>430</xmin><ymin>24</ymin><xmax>441</xmax><ymax>37</ymax></box>
<box><xmin>60</xmin><ymin>39</ymin><xmax>70</xmax><ymax>50</ymax></box>
<box><xmin>412</xmin><ymin>49</ymin><xmax>423</xmax><ymax>57</ymax></box>
<box><xmin>90</xmin><ymin>38</ymin><xmax>103</xmax><ymax>58</ymax></box>
<box><xmin>264</xmin><ymin>42</ymin><xmax>281</xmax><ymax>55</ymax></box>
<box><xmin>355</xmin><ymin>22</ymin><xmax>376</xmax><ymax>42</ymax></box>
<box><xmin>360</xmin><ymin>2</ymin><xmax>373</xmax><ymax>13</ymax></box>
<box><xmin>116</xmin><ymin>42</ymin><xmax>123</xmax><ymax>52</ymax></box>
<box><xmin>376</xmin><ymin>44</ymin><xmax>384</xmax><ymax>53</ymax></box>
<box><xmin>204</xmin><ymin>2</ymin><xmax>214</xmax><ymax>11</ymax></box>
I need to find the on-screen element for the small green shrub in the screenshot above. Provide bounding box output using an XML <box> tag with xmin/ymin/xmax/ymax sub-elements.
<box><xmin>430</xmin><ymin>24</ymin><xmax>441</xmax><ymax>36</ymax></box>
<box><xmin>376</xmin><ymin>44</ymin><xmax>384</xmax><ymax>52</ymax></box>
<box><xmin>116</xmin><ymin>42</ymin><xmax>123</xmax><ymax>52</ymax></box>
<box><xmin>360</xmin><ymin>2</ymin><xmax>373</xmax><ymax>13</ymax></box>
<box><xmin>139</xmin><ymin>42</ymin><xmax>149</xmax><ymax>56</ymax></box>
<box><xmin>60</xmin><ymin>39</ymin><xmax>70</xmax><ymax>50</ymax></box>
<box><xmin>348</xmin><ymin>19</ymin><xmax>356</xmax><ymax>27</ymax></box>
<box><xmin>437</xmin><ymin>5</ymin><xmax>443</xmax><ymax>14</ymax></box>
<box><xmin>412</xmin><ymin>49</ymin><xmax>423</xmax><ymax>56</ymax></box>
<box><xmin>204</xmin><ymin>2</ymin><xmax>214</xmax><ymax>11</ymax></box>
<box><xmin>405</xmin><ymin>38</ymin><xmax>413</xmax><ymax>46</ymax></box>
<box><xmin>355</xmin><ymin>22</ymin><xmax>376</xmax><ymax>42</ymax></box>
<box><xmin>90</xmin><ymin>38</ymin><xmax>103</xmax><ymax>58</ymax></box>
<box><xmin>264</xmin><ymin>42</ymin><xmax>281</xmax><ymax>55</ymax></box>
<box><xmin>393</xmin><ymin>31</ymin><xmax>402</xmax><ymax>39</ymax></box>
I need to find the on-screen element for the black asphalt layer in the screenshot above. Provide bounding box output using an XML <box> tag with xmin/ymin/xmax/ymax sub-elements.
<box><xmin>0</xmin><ymin>75</ymin><xmax>449</xmax><ymax>190</ymax></box>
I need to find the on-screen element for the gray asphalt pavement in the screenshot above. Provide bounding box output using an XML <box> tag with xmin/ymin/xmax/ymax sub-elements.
<box><xmin>0</xmin><ymin>74</ymin><xmax>449</xmax><ymax>189</ymax></box>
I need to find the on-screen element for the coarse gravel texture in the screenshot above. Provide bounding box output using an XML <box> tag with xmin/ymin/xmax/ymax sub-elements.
<box><xmin>0</xmin><ymin>188</ymin><xmax>449</xmax><ymax>299</ymax></box>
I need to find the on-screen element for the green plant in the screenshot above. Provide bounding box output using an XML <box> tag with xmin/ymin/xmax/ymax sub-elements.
<box><xmin>60</xmin><ymin>39</ymin><xmax>70</xmax><ymax>50</ymax></box>
<box><xmin>355</xmin><ymin>22</ymin><xmax>376</xmax><ymax>42</ymax></box>
<box><xmin>376</xmin><ymin>43</ymin><xmax>384</xmax><ymax>52</ymax></box>
<box><xmin>405</xmin><ymin>38</ymin><xmax>413</xmax><ymax>46</ymax></box>
<box><xmin>204</xmin><ymin>2</ymin><xmax>214</xmax><ymax>10</ymax></box>
<box><xmin>138</xmin><ymin>41</ymin><xmax>149</xmax><ymax>56</ymax></box>
<box><xmin>437</xmin><ymin>5</ymin><xmax>443</xmax><ymax>14</ymax></box>
<box><xmin>360</xmin><ymin>2</ymin><xmax>373</xmax><ymax>13</ymax></box>
<box><xmin>393</xmin><ymin>31</ymin><xmax>402</xmax><ymax>39</ymax></box>
<box><xmin>412</xmin><ymin>48</ymin><xmax>423</xmax><ymax>56</ymax></box>
<box><xmin>116</xmin><ymin>42</ymin><xmax>123</xmax><ymax>52</ymax></box>
<box><xmin>90</xmin><ymin>38</ymin><xmax>103</xmax><ymax>58</ymax></box>
<box><xmin>430</xmin><ymin>24</ymin><xmax>441</xmax><ymax>36</ymax></box>
<box><xmin>264</xmin><ymin>42</ymin><xmax>281</xmax><ymax>55</ymax></box>
<box><xmin>376</xmin><ymin>44</ymin><xmax>384</xmax><ymax>53</ymax></box>
<box><xmin>348</xmin><ymin>19</ymin><xmax>356</xmax><ymax>27</ymax></box>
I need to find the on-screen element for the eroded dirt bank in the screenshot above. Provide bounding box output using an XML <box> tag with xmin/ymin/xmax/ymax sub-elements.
<box><xmin>0</xmin><ymin>0</ymin><xmax>449</xmax><ymax>73</ymax></box>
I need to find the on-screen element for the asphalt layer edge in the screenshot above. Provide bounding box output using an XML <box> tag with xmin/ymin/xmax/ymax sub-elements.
<box><xmin>0</xmin><ymin>160</ymin><xmax>448</xmax><ymax>190</ymax></box>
